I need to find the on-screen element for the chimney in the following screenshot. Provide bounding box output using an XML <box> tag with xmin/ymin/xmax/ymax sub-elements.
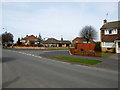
<box><xmin>103</xmin><ymin>19</ymin><xmax>107</xmax><ymax>24</ymax></box>
<box><xmin>26</xmin><ymin>35</ymin><xmax>28</xmax><ymax>37</ymax></box>
<box><xmin>61</xmin><ymin>37</ymin><xmax>63</xmax><ymax>41</ymax></box>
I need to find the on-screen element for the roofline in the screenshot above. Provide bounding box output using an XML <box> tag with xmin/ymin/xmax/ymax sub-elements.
<box><xmin>100</xmin><ymin>20</ymin><xmax>120</xmax><ymax>30</ymax></box>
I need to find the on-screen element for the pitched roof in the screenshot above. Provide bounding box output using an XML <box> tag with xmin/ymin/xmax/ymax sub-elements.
<box><xmin>22</xmin><ymin>35</ymin><xmax>38</xmax><ymax>40</ymax></box>
<box><xmin>42</xmin><ymin>38</ymin><xmax>71</xmax><ymax>44</ymax></box>
<box><xmin>72</xmin><ymin>37</ymin><xmax>94</xmax><ymax>43</ymax></box>
<box><xmin>59</xmin><ymin>40</ymin><xmax>71</xmax><ymax>44</ymax></box>
<box><xmin>100</xmin><ymin>21</ymin><xmax>120</xmax><ymax>30</ymax></box>
<box><xmin>43</xmin><ymin>38</ymin><xmax>59</xmax><ymax>44</ymax></box>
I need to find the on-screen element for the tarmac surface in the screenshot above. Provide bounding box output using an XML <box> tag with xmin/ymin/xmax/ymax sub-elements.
<box><xmin>11</xmin><ymin>49</ymin><xmax>119</xmax><ymax>72</ymax></box>
<box><xmin>2</xmin><ymin>49</ymin><xmax>118</xmax><ymax>88</ymax></box>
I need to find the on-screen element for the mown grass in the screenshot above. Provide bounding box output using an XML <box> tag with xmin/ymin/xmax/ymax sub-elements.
<box><xmin>48</xmin><ymin>49</ymin><xmax>69</xmax><ymax>50</ymax></box>
<box><xmin>102</xmin><ymin>53</ymin><xmax>113</xmax><ymax>57</ymax></box>
<box><xmin>2</xmin><ymin>48</ymin><xmax>12</xmax><ymax>50</ymax></box>
<box><xmin>51</xmin><ymin>56</ymin><xmax>102</xmax><ymax>65</ymax></box>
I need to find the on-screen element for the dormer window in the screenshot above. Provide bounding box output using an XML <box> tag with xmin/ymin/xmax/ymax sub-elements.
<box><xmin>104</xmin><ymin>29</ymin><xmax>117</xmax><ymax>35</ymax></box>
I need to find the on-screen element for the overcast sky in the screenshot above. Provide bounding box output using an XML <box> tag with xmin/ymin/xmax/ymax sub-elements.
<box><xmin>1</xmin><ymin>1</ymin><xmax>118</xmax><ymax>42</ymax></box>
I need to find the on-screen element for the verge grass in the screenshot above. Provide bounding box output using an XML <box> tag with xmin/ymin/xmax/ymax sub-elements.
<box><xmin>102</xmin><ymin>53</ymin><xmax>113</xmax><ymax>57</ymax></box>
<box><xmin>51</xmin><ymin>56</ymin><xmax>102</xmax><ymax>65</ymax></box>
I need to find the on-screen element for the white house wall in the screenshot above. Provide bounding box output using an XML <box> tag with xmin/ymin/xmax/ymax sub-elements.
<box><xmin>115</xmin><ymin>40</ymin><xmax>120</xmax><ymax>53</ymax></box>
<box><xmin>101</xmin><ymin>42</ymin><xmax>115</xmax><ymax>48</ymax></box>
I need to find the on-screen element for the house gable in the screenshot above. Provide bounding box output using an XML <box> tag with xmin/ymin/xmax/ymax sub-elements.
<box><xmin>24</xmin><ymin>35</ymin><xmax>38</xmax><ymax>41</ymax></box>
<box><xmin>72</xmin><ymin>37</ymin><xmax>94</xmax><ymax>44</ymax></box>
<box><xmin>100</xmin><ymin>20</ymin><xmax>120</xmax><ymax>53</ymax></box>
<box><xmin>100</xmin><ymin>21</ymin><xmax>120</xmax><ymax>42</ymax></box>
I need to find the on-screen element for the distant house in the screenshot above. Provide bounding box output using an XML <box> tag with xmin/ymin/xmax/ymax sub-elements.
<box><xmin>20</xmin><ymin>35</ymin><xmax>71</xmax><ymax>47</ymax></box>
<box><xmin>72</xmin><ymin>37</ymin><xmax>94</xmax><ymax>44</ymax></box>
<box><xmin>21</xmin><ymin>35</ymin><xmax>38</xmax><ymax>45</ymax></box>
<box><xmin>42</xmin><ymin>38</ymin><xmax>71</xmax><ymax>47</ymax></box>
<box><xmin>100</xmin><ymin>20</ymin><xmax>120</xmax><ymax>53</ymax></box>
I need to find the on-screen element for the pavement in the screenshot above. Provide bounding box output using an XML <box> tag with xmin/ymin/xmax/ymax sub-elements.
<box><xmin>40</xmin><ymin>50</ymin><xmax>119</xmax><ymax>72</ymax></box>
<box><xmin>2</xmin><ymin>49</ymin><xmax>118</xmax><ymax>88</ymax></box>
<box><xmin>104</xmin><ymin>54</ymin><xmax>120</xmax><ymax>60</ymax></box>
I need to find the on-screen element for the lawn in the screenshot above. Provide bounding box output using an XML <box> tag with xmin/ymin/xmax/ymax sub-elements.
<box><xmin>48</xmin><ymin>49</ymin><xmax>69</xmax><ymax>50</ymax></box>
<box><xmin>102</xmin><ymin>53</ymin><xmax>113</xmax><ymax>57</ymax></box>
<box><xmin>51</xmin><ymin>56</ymin><xmax>102</xmax><ymax>65</ymax></box>
<box><xmin>2</xmin><ymin>48</ymin><xmax>12</xmax><ymax>50</ymax></box>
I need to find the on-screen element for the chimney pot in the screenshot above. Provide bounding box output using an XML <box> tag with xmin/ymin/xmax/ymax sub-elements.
<box><xmin>104</xmin><ymin>19</ymin><xmax>107</xmax><ymax>24</ymax></box>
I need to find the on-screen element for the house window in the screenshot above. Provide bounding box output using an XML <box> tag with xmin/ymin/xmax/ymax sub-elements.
<box><xmin>75</xmin><ymin>41</ymin><xmax>78</xmax><ymax>43</ymax></box>
<box><xmin>109</xmin><ymin>29</ymin><xmax>112</xmax><ymax>34</ymax></box>
<box><xmin>104</xmin><ymin>29</ymin><xmax>117</xmax><ymax>35</ymax></box>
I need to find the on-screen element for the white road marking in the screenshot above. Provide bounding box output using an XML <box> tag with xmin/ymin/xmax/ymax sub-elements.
<box><xmin>26</xmin><ymin>53</ymin><xmax>32</xmax><ymax>56</ymax></box>
<box><xmin>7</xmin><ymin>50</ymin><xmax>69</xmax><ymax>64</ymax></box>
<box><xmin>9</xmin><ymin>50</ymin><xmax>42</xmax><ymax>59</ymax></box>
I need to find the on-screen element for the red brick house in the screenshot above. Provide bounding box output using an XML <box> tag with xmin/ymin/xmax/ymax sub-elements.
<box><xmin>100</xmin><ymin>20</ymin><xmax>120</xmax><ymax>53</ymax></box>
<box><xmin>72</xmin><ymin>37</ymin><xmax>94</xmax><ymax>44</ymax></box>
<box><xmin>21</xmin><ymin>35</ymin><xmax>38</xmax><ymax>45</ymax></box>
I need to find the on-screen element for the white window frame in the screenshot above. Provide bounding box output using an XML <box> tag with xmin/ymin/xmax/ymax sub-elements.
<box><xmin>104</xmin><ymin>29</ymin><xmax>117</xmax><ymax>35</ymax></box>
<box><xmin>102</xmin><ymin>42</ymin><xmax>115</xmax><ymax>48</ymax></box>
<box><xmin>75</xmin><ymin>41</ymin><xmax>78</xmax><ymax>43</ymax></box>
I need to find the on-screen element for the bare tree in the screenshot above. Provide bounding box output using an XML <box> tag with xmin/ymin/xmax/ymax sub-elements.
<box><xmin>80</xmin><ymin>25</ymin><xmax>97</xmax><ymax>43</ymax></box>
<box><xmin>2</xmin><ymin>32</ymin><xmax>14</xmax><ymax>46</ymax></box>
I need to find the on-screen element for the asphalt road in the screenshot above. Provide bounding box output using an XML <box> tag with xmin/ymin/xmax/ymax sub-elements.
<box><xmin>2</xmin><ymin>49</ymin><xmax>118</xmax><ymax>88</ymax></box>
<box><xmin>12</xmin><ymin>49</ymin><xmax>119</xmax><ymax>71</ymax></box>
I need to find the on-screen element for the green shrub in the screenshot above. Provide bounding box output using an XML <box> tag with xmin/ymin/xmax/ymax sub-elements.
<box><xmin>29</xmin><ymin>41</ymin><xmax>35</xmax><ymax>45</ymax></box>
<box><xmin>94</xmin><ymin>42</ymin><xmax>101</xmax><ymax>51</ymax></box>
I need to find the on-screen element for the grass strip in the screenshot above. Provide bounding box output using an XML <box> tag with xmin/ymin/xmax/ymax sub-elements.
<box><xmin>102</xmin><ymin>53</ymin><xmax>113</xmax><ymax>57</ymax></box>
<box><xmin>48</xmin><ymin>49</ymin><xmax>69</xmax><ymax>50</ymax></box>
<box><xmin>3</xmin><ymin>48</ymin><xmax>12</xmax><ymax>50</ymax></box>
<box><xmin>51</xmin><ymin>56</ymin><xmax>102</xmax><ymax>65</ymax></box>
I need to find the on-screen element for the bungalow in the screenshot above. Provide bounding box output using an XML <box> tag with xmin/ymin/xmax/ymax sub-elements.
<box><xmin>100</xmin><ymin>20</ymin><xmax>120</xmax><ymax>53</ymax></box>
<box><xmin>42</xmin><ymin>38</ymin><xmax>71</xmax><ymax>47</ymax></box>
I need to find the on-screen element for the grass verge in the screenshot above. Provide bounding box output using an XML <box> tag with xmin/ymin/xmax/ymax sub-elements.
<box><xmin>48</xmin><ymin>49</ymin><xmax>69</xmax><ymax>50</ymax></box>
<box><xmin>50</xmin><ymin>56</ymin><xmax>102</xmax><ymax>65</ymax></box>
<box><xmin>102</xmin><ymin>53</ymin><xmax>113</xmax><ymax>57</ymax></box>
<box><xmin>2</xmin><ymin>48</ymin><xmax>12</xmax><ymax>50</ymax></box>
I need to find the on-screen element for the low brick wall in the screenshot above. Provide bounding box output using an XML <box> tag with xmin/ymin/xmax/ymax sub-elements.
<box><xmin>11</xmin><ymin>46</ymin><xmax>69</xmax><ymax>49</ymax></box>
<box><xmin>70</xmin><ymin>48</ymin><xmax>102</xmax><ymax>57</ymax></box>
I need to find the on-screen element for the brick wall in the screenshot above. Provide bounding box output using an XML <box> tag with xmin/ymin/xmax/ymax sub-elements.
<box><xmin>77</xmin><ymin>43</ymin><xmax>95</xmax><ymax>51</ymax></box>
